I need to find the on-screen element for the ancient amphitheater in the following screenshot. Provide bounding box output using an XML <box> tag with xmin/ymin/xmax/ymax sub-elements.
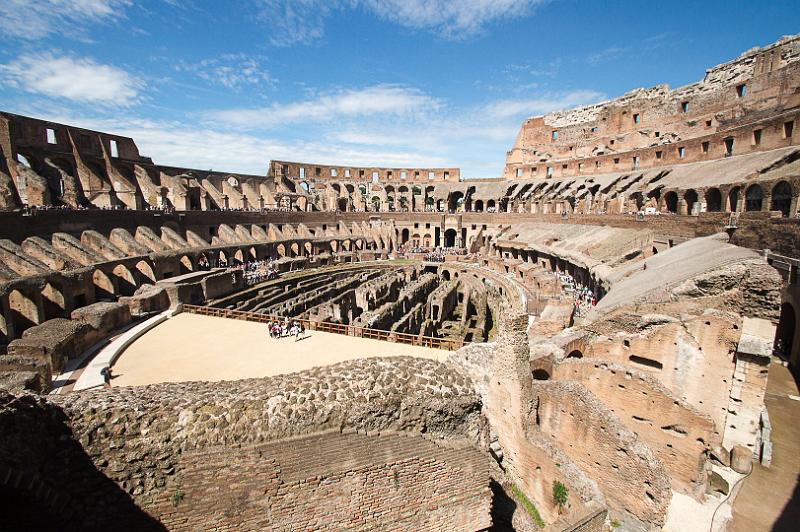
<box><xmin>1</xmin><ymin>35</ymin><xmax>800</xmax><ymax>532</ymax></box>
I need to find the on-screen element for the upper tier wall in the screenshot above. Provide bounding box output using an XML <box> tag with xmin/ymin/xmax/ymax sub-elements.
<box><xmin>504</xmin><ymin>35</ymin><xmax>800</xmax><ymax>178</ymax></box>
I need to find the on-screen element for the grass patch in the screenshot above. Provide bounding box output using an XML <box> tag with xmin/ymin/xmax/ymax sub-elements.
<box><xmin>511</xmin><ymin>483</ymin><xmax>546</xmax><ymax>529</ymax></box>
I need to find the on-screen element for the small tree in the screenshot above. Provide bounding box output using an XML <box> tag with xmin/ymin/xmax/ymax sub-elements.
<box><xmin>553</xmin><ymin>480</ymin><xmax>568</xmax><ymax>514</ymax></box>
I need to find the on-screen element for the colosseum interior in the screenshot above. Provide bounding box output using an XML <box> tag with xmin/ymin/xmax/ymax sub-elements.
<box><xmin>1</xmin><ymin>35</ymin><xmax>800</xmax><ymax>532</ymax></box>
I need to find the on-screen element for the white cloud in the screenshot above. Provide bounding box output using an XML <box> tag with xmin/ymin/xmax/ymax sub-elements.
<box><xmin>0</xmin><ymin>0</ymin><xmax>131</xmax><ymax>40</ymax></box>
<box><xmin>0</xmin><ymin>52</ymin><xmax>142</xmax><ymax>106</ymax></box>
<box><xmin>175</xmin><ymin>54</ymin><xmax>274</xmax><ymax>90</ymax></box>
<box><xmin>209</xmin><ymin>84</ymin><xmax>440</xmax><ymax>127</ymax></box>
<box><xmin>255</xmin><ymin>0</ymin><xmax>546</xmax><ymax>46</ymax></box>
<box><xmin>44</xmin><ymin>114</ymin><xmax>451</xmax><ymax>173</ymax></box>
<box><xmin>482</xmin><ymin>90</ymin><xmax>605</xmax><ymax>120</ymax></box>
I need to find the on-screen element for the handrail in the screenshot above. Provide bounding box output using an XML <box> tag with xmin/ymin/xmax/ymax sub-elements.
<box><xmin>182</xmin><ymin>304</ymin><xmax>465</xmax><ymax>351</ymax></box>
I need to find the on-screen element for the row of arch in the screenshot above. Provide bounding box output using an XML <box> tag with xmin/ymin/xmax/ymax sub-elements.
<box><xmin>660</xmin><ymin>181</ymin><xmax>793</xmax><ymax>216</ymax></box>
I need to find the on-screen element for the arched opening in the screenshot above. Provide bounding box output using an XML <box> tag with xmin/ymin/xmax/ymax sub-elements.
<box><xmin>218</xmin><ymin>250</ymin><xmax>229</xmax><ymax>267</ymax></box>
<box><xmin>276</xmin><ymin>244</ymin><xmax>286</xmax><ymax>257</ymax></box>
<box><xmin>448</xmin><ymin>191</ymin><xmax>464</xmax><ymax>212</ymax></box>
<box><xmin>136</xmin><ymin>260</ymin><xmax>156</xmax><ymax>282</ymax></box>
<box><xmin>745</xmin><ymin>184</ymin><xmax>763</xmax><ymax>212</ymax></box>
<box><xmin>304</xmin><ymin>242</ymin><xmax>313</xmax><ymax>255</ymax></box>
<box><xmin>728</xmin><ymin>186</ymin><xmax>741</xmax><ymax>212</ymax></box>
<box><xmin>705</xmin><ymin>188</ymin><xmax>722</xmax><ymax>212</ymax></box>
<box><xmin>93</xmin><ymin>269</ymin><xmax>116</xmax><ymax>301</ymax></box>
<box><xmin>342</xmin><ymin>239</ymin><xmax>351</xmax><ymax>251</ymax></box>
<box><xmin>9</xmin><ymin>289</ymin><xmax>40</xmax><ymax>335</ymax></box>
<box><xmin>401</xmin><ymin>228</ymin><xmax>410</xmax><ymax>244</ymax></box>
<box><xmin>299</xmin><ymin>181</ymin><xmax>310</xmax><ymax>193</ymax></box>
<box><xmin>371</xmin><ymin>196</ymin><xmax>381</xmax><ymax>211</ymax></box>
<box><xmin>771</xmin><ymin>181</ymin><xmax>793</xmax><ymax>217</ymax></box>
<box><xmin>473</xmin><ymin>199</ymin><xmax>484</xmax><ymax>212</ymax></box>
<box><xmin>664</xmin><ymin>191</ymin><xmax>678</xmax><ymax>213</ymax></box>
<box><xmin>290</xmin><ymin>242</ymin><xmax>300</xmax><ymax>256</ymax></box>
<box><xmin>337</xmin><ymin>198</ymin><xmax>348</xmax><ymax>211</ymax></box>
<box><xmin>444</xmin><ymin>228</ymin><xmax>458</xmax><ymax>247</ymax></box>
<box><xmin>112</xmin><ymin>264</ymin><xmax>137</xmax><ymax>296</ymax></box>
<box><xmin>775</xmin><ymin>302</ymin><xmax>796</xmax><ymax>363</ymax></box>
<box><xmin>330</xmin><ymin>240</ymin><xmax>339</xmax><ymax>253</ymax></box>
<box><xmin>180</xmin><ymin>255</ymin><xmax>194</xmax><ymax>274</ymax></box>
<box><xmin>234</xmin><ymin>249</ymin><xmax>245</xmax><ymax>264</ymax></box>
<box><xmin>566</xmin><ymin>350</ymin><xmax>583</xmax><ymax>359</ymax></box>
<box><xmin>487</xmin><ymin>199</ymin><xmax>496</xmax><ymax>212</ymax></box>
<box><xmin>532</xmin><ymin>369</ymin><xmax>550</xmax><ymax>381</ymax></box>
<box><xmin>684</xmin><ymin>189</ymin><xmax>699</xmax><ymax>215</ymax></box>
<box><xmin>249</xmin><ymin>246</ymin><xmax>258</xmax><ymax>260</ymax></box>
<box><xmin>442</xmin><ymin>270</ymin><xmax>451</xmax><ymax>281</ymax></box>
<box><xmin>41</xmin><ymin>282</ymin><xmax>66</xmax><ymax>321</ymax></box>
<box><xmin>196</xmin><ymin>253</ymin><xmax>211</xmax><ymax>271</ymax></box>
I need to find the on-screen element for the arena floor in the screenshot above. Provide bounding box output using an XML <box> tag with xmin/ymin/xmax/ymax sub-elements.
<box><xmin>111</xmin><ymin>313</ymin><xmax>447</xmax><ymax>386</ymax></box>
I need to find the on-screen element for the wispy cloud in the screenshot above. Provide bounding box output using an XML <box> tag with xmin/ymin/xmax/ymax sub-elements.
<box><xmin>586</xmin><ymin>46</ymin><xmax>627</xmax><ymax>66</ymax></box>
<box><xmin>49</xmin><ymin>114</ymin><xmax>451</xmax><ymax>172</ymax></box>
<box><xmin>482</xmin><ymin>90</ymin><xmax>606</xmax><ymax>119</ymax></box>
<box><xmin>0</xmin><ymin>0</ymin><xmax>132</xmax><ymax>41</ymax></box>
<box><xmin>0</xmin><ymin>52</ymin><xmax>143</xmax><ymax>106</ymax></box>
<box><xmin>175</xmin><ymin>54</ymin><xmax>274</xmax><ymax>90</ymax></box>
<box><xmin>255</xmin><ymin>0</ymin><xmax>548</xmax><ymax>46</ymax></box>
<box><xmin>209</xmin><ymin>84</ymin><xmax>441</xmax><ymax>127</ymax></box>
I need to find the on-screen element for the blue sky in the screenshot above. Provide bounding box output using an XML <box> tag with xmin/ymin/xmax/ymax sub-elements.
<box><xmin>0</xmin><ymin>1</ymin><xmax>797</xmax><ymax>178</ymax></box>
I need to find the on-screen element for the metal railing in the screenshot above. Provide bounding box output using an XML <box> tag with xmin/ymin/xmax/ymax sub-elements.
<box><xmin>182</xmin><ymin>304</ymin><xmax>465</xmax><ymax>351</ymax></box>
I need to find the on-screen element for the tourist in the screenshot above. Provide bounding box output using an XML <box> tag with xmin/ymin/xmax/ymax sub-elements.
<box><xmin>101</xmin><ymin>366</ymin><xmax>112</xmax><ymax>387</ymax></box>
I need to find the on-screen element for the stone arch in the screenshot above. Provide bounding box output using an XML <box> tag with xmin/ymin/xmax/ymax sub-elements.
<box><xmin>664</xmin><ymin>191</ymin><xmax>678</xmax><ymax>213</ymax></box>
<box><xmin>684</xmin><ymin>189</ymin><xmax>699</xmax><ymax>215</ymax></box>
<box><xmin>290</xmin><ymin>242</ymin><xmax>300</xmax><ymax>257</ymax></box>
<box><xmin>704</xmin><ymin>187</ymin><xmax>722</xmax><ymax>212</ymax></box>
<box><xmin>566</xmin><ymin>349</ymin><xmax>583</xmax><ymax>359</ymax></box>
<box><xmin>304</xmin><ymin>242</ymin><xmax>313</xmax><ymax>255</ymax></box>
<box><xmin>532</xmin><ymin>369</ymin><xmax>550</xmax><ymax>380</ymax></box>
<box><xmin>249</xmin><ymin>246</ymin><xmax>258</xmax><ymax>260</ymax></box>
<box><xmin>180</xmin><ymin>255</ymin><xmax>194</xmax><ymax>274</ymax></box>
<box><xmin>442</xmin><ymin>270</ymin><xmax>451</xmax><ymax>281</ymax></box>
<box><xmin>444</xmin><ymin>228</ymin><xmax>458</xmax><ymax>247</ymax></box>
<box><xmin>112</xmin><ymin>264</ymin><xmax>137</xmax><ymax>297</ymax></box>
<box><xmin>93</xmin><ymin>269</ymin><xmax>116</xmax><ymax>301</ymax></box>
<box><xmin>448</xmin><ymin>191</ymin><xmax>464</xmax><ymax>212</ymax></box>
<box><xmin>136</xmin><ymin>260</ymin><xmax>156</xmax><ymax>282</ymax></box>
<box><xmin>411</xmin><ymin>233</ymin><xmax>421</xmax><ymax>247</ymax></box>
<box><xmin>728</xmin><ymin>186</ymin><xmax>741</xmax><ymax>212</ymax></box>
<box><xmin>401</xmin><ymin>228</ymin><xmax>410</xmax><ymax>244</ymax></box>
<box><xmin>487</xmin><ymin>199</ymin><xmax>496</xmax><ymax>211</ymax></box>
<box><xmin>234</xmin><ymin>249</ymin><xmax>245</xmax><ymax>264</ymax></box>
<box><xmin>41</xmin><ymin>282</ymin><xmax>66</xmax><ymax>321</ymax></box>
<box><xmin>218</xmin><ymin>250</ymin><xmax>229</xmax><ymax>267</ymax></box>
<box><xmin>745</xmin><ymin>184</ymin><xmax>763</xmax><ymax>212</ymax></box>
<box><xmin>337</xmin><ymin>198</ymin><xmax>348</xmax><ymax>211</ymax></box>
<box><xmin>330</xmin><ymin>240</ymin><xmax>339</xmax><ymax>253</ymax></box>
<box><xmin>771</xmin><ymin>181</ymin><xmax>793</xmax><ymax>217</ymax></box>
<box><xmin>473</xmin><ymin>199</ymin><xmax>484</xmax><ymax>212</ymax></box>
<box><xmin>342</xmin><ymin>239</ymin><xmax>351</xmax><ymax>251</ymax></box>
<box><xmin>276</xmin><ymin>243</ymin><xmax>286</xmax><ymax>257</ymax></box>
<box><xmin>9</xmin><ymin>289</ymin><xmax>40</xmax><ymax>334</ymax></box>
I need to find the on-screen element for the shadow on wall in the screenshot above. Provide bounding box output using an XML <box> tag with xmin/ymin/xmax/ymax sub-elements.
<box><xmin>772</xmin><ymin>473</ymin><xmax>800</xmax><ymax>532</ymax></box>
<box><xmin>0</xmin><ymin>391</ymin><xmax>165</xmax><ymax>532</ymax></box>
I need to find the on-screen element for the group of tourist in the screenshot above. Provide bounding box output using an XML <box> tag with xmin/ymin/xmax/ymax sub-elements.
<box><xmin>267</xmin><ymin>319</ymin><xmax>306</xmax><ymax>341</ymax></box>
<box><xmin>239</xmin><ymin>259</ymin><xmax>280</xmax><ymax>285</ymax></box>
<box><xmin>557</xmin><ymin>272</ymin><xmax>596</xmax><ymax>316</ymax></box>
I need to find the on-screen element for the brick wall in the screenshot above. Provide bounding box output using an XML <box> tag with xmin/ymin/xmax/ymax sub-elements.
<box><xmin>142</xmin><ymin>432</ymin><xmax>491</xmax><ymax>531</ymax></box>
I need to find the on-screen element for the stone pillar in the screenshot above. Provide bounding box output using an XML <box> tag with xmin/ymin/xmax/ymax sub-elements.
<box><xmin>790</xmin><ymin>195</ymin><xmax>800</xmax><ymax>218</ymax></box>
<box><xmin>678</xmin><ymin>199</ymin><xmax>688</xmax><ymax>216</ymax></box>
<box><xmin>762</xmin><ymin>193</ymin><xmax>772</xmax><ymax>212</ymax></box>
<box><xmin>259</xmin><ymin>195</ymin><xmax>265</xmax><ymax>210</ymax></box>
<box><xmin>491</xmin><ymin>312</ymin><xmax>534</xmax><ymax>417</ymax></box>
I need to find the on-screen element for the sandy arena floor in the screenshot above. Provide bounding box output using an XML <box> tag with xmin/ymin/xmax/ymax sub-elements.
<box><xmin>112</xmin><ymin>313</ymin><xmax>447</xmax><ymax>386</ymax></box>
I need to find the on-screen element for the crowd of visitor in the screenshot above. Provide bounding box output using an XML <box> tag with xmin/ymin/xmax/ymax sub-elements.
<box><xmin>267</xmin><ymin>319</ymin><xmax>305</xmax><ymax>341</ymax></box>
<box><xmin>556</xmin><ymin>272</ymin><xmax>596</xmax><ymax>316</ymax></box>
<box><xmin>239</xmin><ymin>259</ymin><xmax>280</xmax><ymax>285</ymax></box>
